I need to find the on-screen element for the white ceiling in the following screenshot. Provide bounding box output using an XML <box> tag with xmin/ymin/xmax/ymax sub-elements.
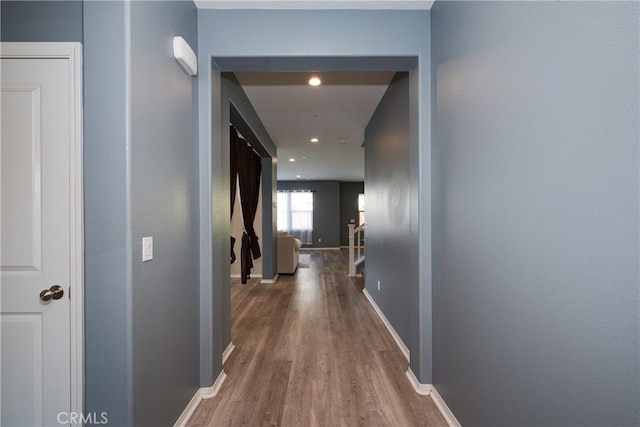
<box><xmin>235</xmin><ymin>71</ymin><xmax>395</xmax><ymax>181</ymax></box>
<box><xmin>195</xmin><ymin>0</ymin><xmax>434</xmax><ymax>9</ymax></box>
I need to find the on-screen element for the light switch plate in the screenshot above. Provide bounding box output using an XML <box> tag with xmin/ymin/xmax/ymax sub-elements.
<box><xmin>142</xmin><ymin>237</ymin><xmax>153</xmax><ymax>262</ymax></box>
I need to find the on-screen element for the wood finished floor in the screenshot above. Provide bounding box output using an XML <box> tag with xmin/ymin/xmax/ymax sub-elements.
<box><xmin>188</xmin><ymin>250</ymin><xmax>446</xmax><ymax>427</ymax></box>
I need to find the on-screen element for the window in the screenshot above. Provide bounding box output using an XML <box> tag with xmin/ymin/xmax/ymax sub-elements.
<box><xmin>277</xmin><ymin>191</ymin><xmax>313</xmax><ymax>244</ymax></box>
<box><xmin>358</xmin><ymin>193</ymin><xmax>365</xmax><ymax>226</ymax></box>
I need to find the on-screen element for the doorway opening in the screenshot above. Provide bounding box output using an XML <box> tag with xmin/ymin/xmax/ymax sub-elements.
<box><xmin>202</xmin><ymin>56</ymin><xmax>421</xmax><ymax>390</ymax></box>
<box><xmin>213</xmin><ymin>57</ymin><xmax>416</xmax><ymax>360</ymax></box>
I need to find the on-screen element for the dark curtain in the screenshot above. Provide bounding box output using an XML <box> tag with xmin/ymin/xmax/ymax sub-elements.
<box><xmin>230</xmin><ymin>127</ymin><xmax>239</xmax><ymax>264</ymax></box>
<box><xmin>237</xmin><ymin>141</ymin><xmax>262</xmax><ymax>284</ymax></box>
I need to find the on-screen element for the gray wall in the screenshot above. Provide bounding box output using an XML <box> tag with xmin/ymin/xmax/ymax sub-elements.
<box><xmin>1</xmin><ymin>1</ymin><xmax>83</xmax><ymax>42</ymax></box>
<box><xmin>200</xmin><ymin>61</ymin><xmax>281</xmax><ymax>388</ymax></box>
<box><xmin>84</xmin><ymin>1</ymin><xmax>200</xmax><ymax>425</ymax></box>
<box><xmin>130</xmin><ymin>2</ymin><xmax>199</xmax><ymax>426</ymax></box>
<box><xmin>364</xmin><ymin>73</ymin><xmax>419</xmax><ymax>373</ymax></box>
<box><xmin>9</xmin><ymin>3</ymin><xmax>639</xmax><ymax>424</ymax></box>
<box><xmin>224</xmin><ymin>73</ymin><xmax>278</xmax><ymax>284</ymax></box>
<box><xmin>339</xmin><ymin>182</ymin><xmax>364</xmax><ymax>247</ymax></box>
<box><xmin>278</xmin><ymin>180</ymin><xmax>365</xmax><ymax>248</ymax></box>
<box><xmin>221</xmin><ymin>73</ymin><xmax>278</xmax><ymax>350</ymax></box>
<box><xmin>83</xmin><ymin>3</ymin><xmax>133</xmax><ymax>425</ymax></box>
<box><xmin>1</xmin><ymin>1</ymin><xmax>135</xmax><ymax>424</ymax></box>
<box><xmin>431</xmin><ymin>2</ymin><xmax>640</xmax><ymax>425</ymax></box>
<box><xmin>198</xmin><ymin>9</ymin><xmax>432</xmax><ymax>386</ymax></box>
<box><xmin>278</xmin><ymin>181</ymin><xmax>341</xmax><ymax>248</ymax></box>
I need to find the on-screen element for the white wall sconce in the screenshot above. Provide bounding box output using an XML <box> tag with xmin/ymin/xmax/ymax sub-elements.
<box><xmin>173</xmin><ymin>36</ymin><xmax>197</xmax><ymax>76</ymax></box>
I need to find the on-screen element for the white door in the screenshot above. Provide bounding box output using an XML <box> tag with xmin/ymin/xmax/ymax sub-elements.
<box><xmin>1</xmin><ymin>44</ymin><xmax>83</xmax><ymax>427</ymax></box>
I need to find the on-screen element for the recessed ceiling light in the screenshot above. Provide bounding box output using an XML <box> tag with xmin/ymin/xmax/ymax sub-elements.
<box><xmin>296</xmin><ymin>175</ymin><xmax>301</xmax><ymax>178</ymax></box>
<box><xmin>310</xmin><ymin>138</ymin><xmax>319</xmax><ymax>143</ymax></box>
<box><xmin>308</xmin><ymin>76</ymin><xmax>321</xmax><ymax>86</ymax></box>
<box><xmin>288</xmin><ymin>158</ymin><xmax>295</xmax><ymax>162</ymax></box>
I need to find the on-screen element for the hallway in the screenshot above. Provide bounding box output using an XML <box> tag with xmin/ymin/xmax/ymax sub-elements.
<box><xmin>188</xmin><ymin>250</ymin><xmax>446</xmax><ymax>426</ymax></box>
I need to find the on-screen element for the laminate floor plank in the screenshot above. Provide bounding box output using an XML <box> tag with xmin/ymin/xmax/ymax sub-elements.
<box><xmin>188</xmin><ymin>250</ymin><xmax>446</xmax><ymax>427</ymax></box>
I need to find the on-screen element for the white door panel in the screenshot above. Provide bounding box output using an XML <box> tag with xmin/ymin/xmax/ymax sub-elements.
<box><xmin>1</xmin><ymin>84</ymin><xmax>42</xmax><ymax>271</ymax></box>
<box><xmin>1</xmin><ymin>314</ymin><xmax>44</xmax><ymax>426</ymax></box>
<box><xmin>1</xmin><ymin>56</ymin><xmax>72</xmax><ymax>426</ymax></box>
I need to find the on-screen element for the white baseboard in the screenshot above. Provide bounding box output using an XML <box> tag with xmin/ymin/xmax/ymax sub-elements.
<box><xmin>202</xmin><ymin>369</ymin><xmax>227</xmax><ymax>398</ymax></box>
<box><xmin>173</xmin><ymin>387</ymin><xmax>203</xmax><ymax>427</ymax></box>
<box><xmin>405</xmin><ymin>368</ymin><xmax>432</xmax><ymax>395</ymax></box>
<box><xmin>222</xmin><ymin>342</ymin><xmax>235</xmax><ymax>365</ymax></box>
<box><xmin>404</xmin><ymin>369</ymin><xmax>460</xmax><ymax>426</ymax></box>
<box><xmin>362</xmin><ymin>290</ymin><xmax>459</xmax><ymax>426</ymax></box>
<box><xmin>362</xmin><ymin>288</ymin><xmax>410</xmax><ymax>362</ymax></box>
<box><xmin>430</xmin><ymin>386</ymin><xmax>462</xmax><ymax>427</ymax></box>
<box><xmin>173</xmin><ymin>369</ymin><xmax>227</xmax><ymax>427</ymax></box>
<box><xmin>261</xmin><ymin>274</ymin><xmax>279</xmax><ymax>284</ymax></box>
<box><xmin>231</xmin><ymin>273</ymin><xmax>278</xmax><ymax>283</ymax></box>
<box><xmin>299</xmin><ymin>247</ymin><xmax>340</xmax><ymax>251</ymax></box>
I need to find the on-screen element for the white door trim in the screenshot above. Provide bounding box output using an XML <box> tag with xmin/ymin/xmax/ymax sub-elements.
<box><xmin>1</xmin><ymin>42</ymin><xmax>84</xmax><ymax>422</ymax></box>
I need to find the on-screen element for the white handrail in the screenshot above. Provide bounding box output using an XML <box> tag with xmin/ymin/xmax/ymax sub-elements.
<box><xmin>348</xmin><ymin>223</ymin><xmax>366</xmax><ymax>277</ymax></box>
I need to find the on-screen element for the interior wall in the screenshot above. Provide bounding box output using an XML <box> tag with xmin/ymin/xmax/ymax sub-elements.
<box><xmin>431</xmin><ymin>2</ymin><xmax>639</xmax><ymax>425</ymax></box>
<box><xmin>198</xmin><ymin>69</ymin><xmax>278</xmax><ymax>385</ymax></box>
<box><xmin>83</xmin><ymin>2</ymin><xmax>133</xmax><ymax>424</ymax></box>
<box><xmin>84</xmin><ymin>1</ymin><xmax>200</xmax><ymax>425</ymax></box>
<box><xmin>130</xmin><ymin>1</ymin><xmax>199</xmax><ymax>425</ymax></box>
<box><xmin>225</xmin><ymin>74</ymin><xmax>277</xmax><ymax>281</ymax></box>
<box><xmin>1</xmin><ymin>1</ymin><xmax>83</xmax><ymax>42</ymax></box>
<box><xmin>277</xmin><ymin>181</ymin><xmax>341</xmax><ymax>248</ymax></box>
<box><xmin>364</xmin><ymin>72</ymin><xmax>417</xmax><ymax>369</ymax></box>
<box><xmin>262</xmin><ymin>156</ymin><xmax>278</xmax><ymax>282</ymax></box>
<box><xmin>225</xmin><ymin>73</ymin><xmax>277</xmax><ymax>284</ymax></box>
<box><xmin>339</xmin><ymin>182</ymin><xmax>365</xmax><ymax>247</ymax></box>
<box><xmin>277</xmin><ymin>180</ymin><xmax>365</xmax><ymax>249</ymax></box>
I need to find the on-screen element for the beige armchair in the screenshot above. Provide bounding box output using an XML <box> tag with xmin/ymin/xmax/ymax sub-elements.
<box><xmin>277</xmin><ymin>232</ymin><xmax>302</xmax><ymax>274</ymax></box>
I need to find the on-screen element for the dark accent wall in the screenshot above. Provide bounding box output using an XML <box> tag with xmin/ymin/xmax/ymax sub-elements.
<box><xmin>278</xmin><ymin>181</ymin><xmax>341</xmax><ymax>248</ymax></box>
<box><xmin>364</xmin><ymin>72</ymin><xmax>421</xmax><ymax>374</ymax></box>
<box><xmin>339</xmin><ymin>182</ymin><xmax>364</xmax><ymax>247</ymax></box>
<box><xmin>84</xmin><ymin>1</ymin><xmax>200</xmax><ymax>425</ymax></box>
<box><xmin>1</xmin><ymin>1</ymin><xmax>83</xmax><ymax>42</ymax></box>
<box><xmin>431</xmin><ymin>2</ymin><xmax>639</xmax><ymax>425</ymax></box>
<box><xmin>277</xmin><ymin>181</ymin><xmax>363</xmax><ymax>248</ymax></box>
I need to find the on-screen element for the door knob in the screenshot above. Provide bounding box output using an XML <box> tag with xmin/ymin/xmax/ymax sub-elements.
<box><xmin>39</xmin><ymin>285</ymin><xmax>64</xmax><ymax>302</ymax></box>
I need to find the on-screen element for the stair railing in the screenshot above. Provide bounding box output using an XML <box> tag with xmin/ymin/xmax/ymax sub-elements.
<box><xmin>348</xmin><ymin>223</ymin><xmax>366</xmax><ymax>277</ymax></box>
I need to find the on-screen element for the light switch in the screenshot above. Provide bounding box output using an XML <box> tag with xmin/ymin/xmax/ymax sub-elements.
<box><xmin>142</xmin><ymin>237</ymin><xmax>153</xmax><ymax>262</ymax></box>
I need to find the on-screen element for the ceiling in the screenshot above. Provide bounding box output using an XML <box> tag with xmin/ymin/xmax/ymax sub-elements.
<box><xmin>235</xmin><ymin>71</ymin><xmax>395</xmax><ymax>181</ymax></box>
